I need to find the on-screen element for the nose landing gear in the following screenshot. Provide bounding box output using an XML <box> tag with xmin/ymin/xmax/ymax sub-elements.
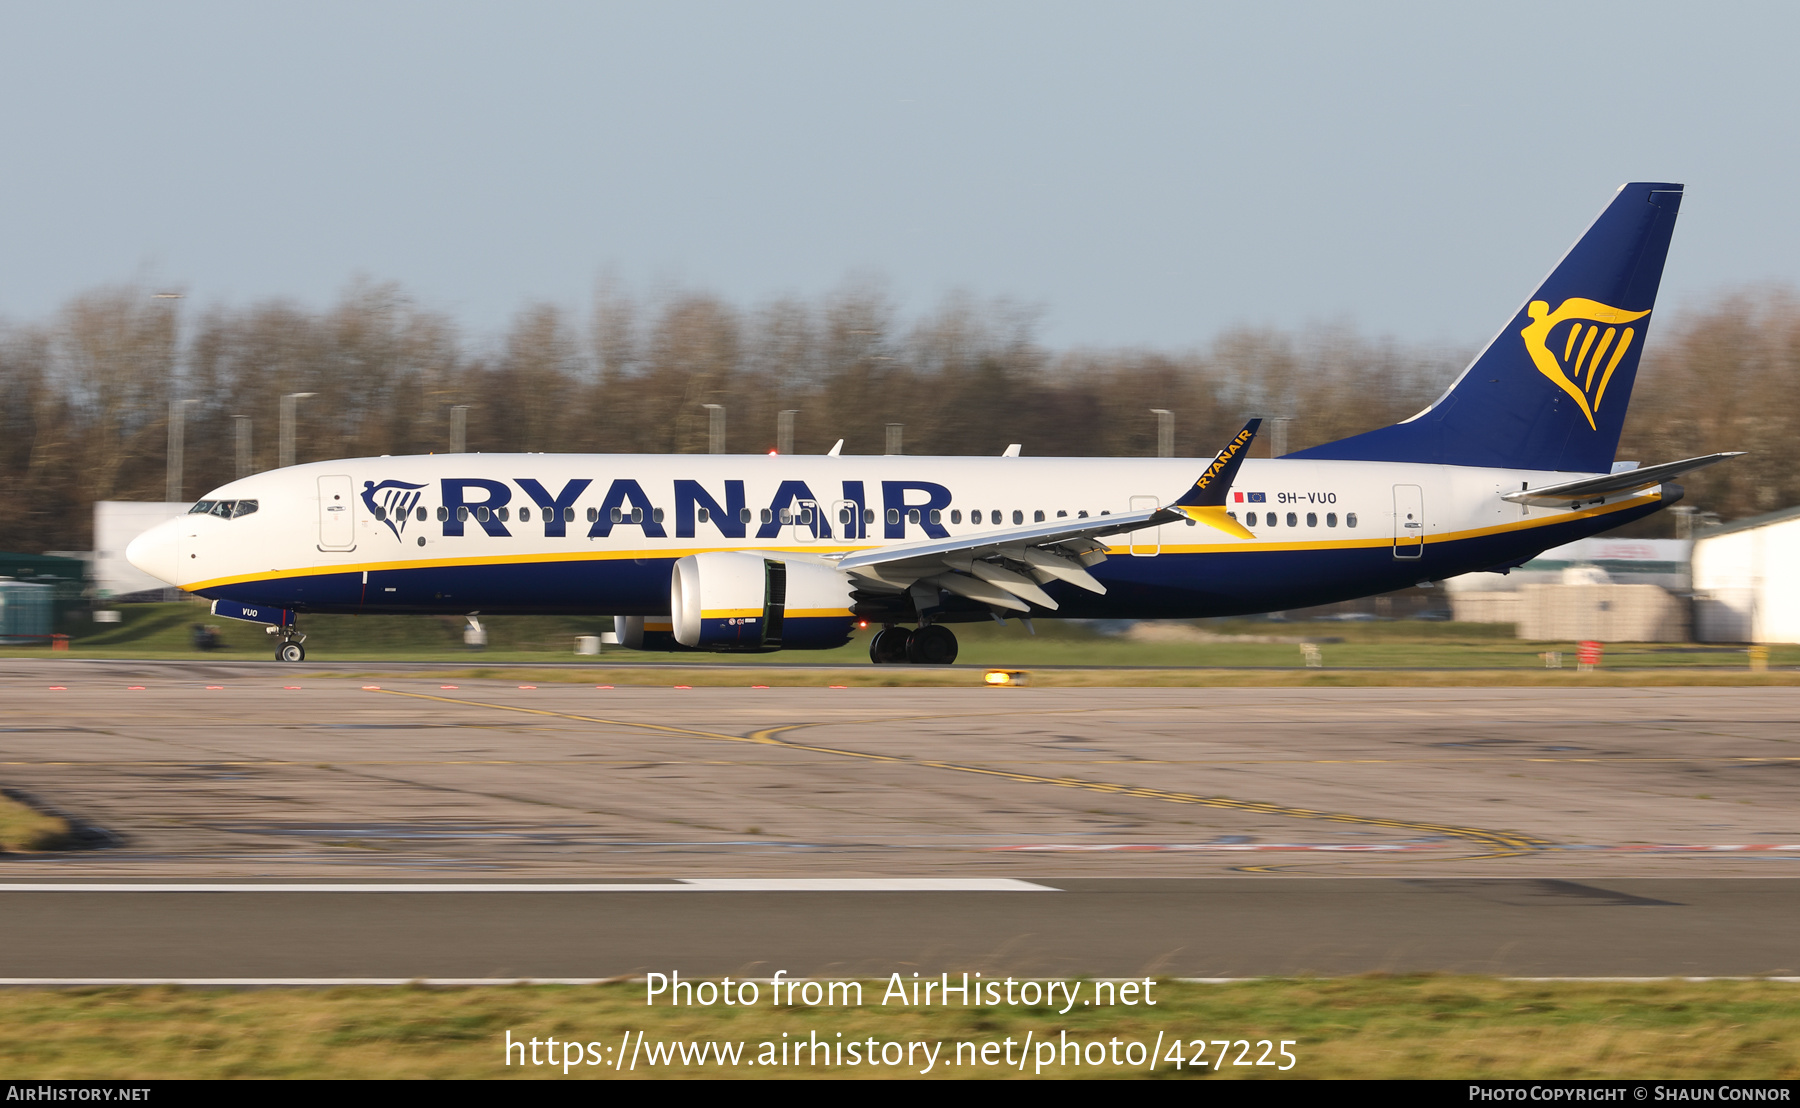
<box><xmin>868</xmin><ymin>623</ymin><xmax>958</xmax><ymax>665</ymax></box>
<box><xmin>267</xmin><ymin>623</ymin><xmax>307</xmax><ymax>663</ymax></box>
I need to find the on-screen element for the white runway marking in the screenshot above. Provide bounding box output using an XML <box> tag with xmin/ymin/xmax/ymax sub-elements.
<box><xmin>0</xmin><ymin>878</ymin><xmax>1056</xmax><ymax>893</ymax></box>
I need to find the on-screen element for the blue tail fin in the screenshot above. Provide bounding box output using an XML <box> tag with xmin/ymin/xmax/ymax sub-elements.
<box><xmin>1289</xmin><ymin>182</ymin><xmax>1683</xmax><ymax>472</ymax></box>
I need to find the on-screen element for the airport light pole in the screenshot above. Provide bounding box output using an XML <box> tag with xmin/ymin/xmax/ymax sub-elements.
<box><xmin>1150</xmin><ymin>409</ymin><xmax>1174</xmax><ymax>458</ymax></box>
<box><xmin>776</xmin><ymin>409</ymin><xmax>798</xmax><ymax>455</ymax></box>
<box><xmin>450</xmin><ymin>405</ymin><xmax>470</xmax><ymax>453</ymax></box>
<box><xmin>234</xmin><ymin>416</ymin><xmax>253</xmax><ymax>479</ymax></box>
<box><xmin>1269</xmin><ymin>416</ymin><xmax>1292</xmax><ymax>459</ymax></box>
<box><xmin>279</xmin><ymin>392</ymin><xmax>315</xmax><ymax>469</ymax></box>
<box><xmin>165</xmin><ymin>398</ymin><xmax>200</xmax><ymax>502</ymax></box>
<box><xmin>703</xmin><ymin>404</ymin><xmax>726</xmax><ymax>454</ymax></box>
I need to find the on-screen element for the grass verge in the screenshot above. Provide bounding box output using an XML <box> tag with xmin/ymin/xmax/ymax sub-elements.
<box><xmin>1</xmin><ymin>978</ymin><xmax>1797</xmax><ymax>1079</ymax></box>
<box><xmin>0</xmin><ymin>792</ymin><xmax>72</xmax><ymax>852</ymax></box>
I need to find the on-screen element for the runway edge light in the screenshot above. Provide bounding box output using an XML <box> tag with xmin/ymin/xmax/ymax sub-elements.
<box><xmin>984</xmin><ymin>669</ymin><xmax>1030</xmax><ymax>687</ymax></box>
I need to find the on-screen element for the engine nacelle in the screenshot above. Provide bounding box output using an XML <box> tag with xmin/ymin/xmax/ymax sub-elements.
<box><xmin>613</xmin><ymin>615</ymin><xmax>690</xmax><ymax>652</ymax></box>
<box><xmin>671</xmin><ymin>552</ymin><xmax>855</xmax><ymax>652</ymax></box>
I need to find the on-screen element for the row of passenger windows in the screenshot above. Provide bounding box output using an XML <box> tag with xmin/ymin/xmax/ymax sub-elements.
<box><xmin>1228</xmin><ymin>510</ymin><xmax>1357</xmax><ymax>529</ymax></box>
<box><xmin>187</xmin><ymin>499</ymin><xmax>259</xmax><ymax>519</ymax></box>
<box><xmin>369</xmin><ymin>503</ymin><xmax>1111</xmax><ymax>527</ymax></box>
<box><xmin>366</xmin><ymin>502</ymin><xmax>1359</xmax><ymax>531</ymax></box>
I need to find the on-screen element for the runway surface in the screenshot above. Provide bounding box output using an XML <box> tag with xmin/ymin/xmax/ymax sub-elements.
<box><xmin>3</xmin><ymin>661</ymin><xmax>1797</xmax><ymax>975</ymax></box>
<box><xmin>2</xmin><ymin>878</ymin><xmax>1796</xmax><ymax>978</ymax></box>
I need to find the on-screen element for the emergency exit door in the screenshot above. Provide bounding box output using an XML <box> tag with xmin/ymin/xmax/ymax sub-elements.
<box><xmin>318</xmin><ymin>475</ymin><xmax>357</xmax><ymax>550</ymax></box>
<box><xmin>1392</xmin><ymin>484</ymin><xmax>1424</xmax><ymax>559</ymax></box>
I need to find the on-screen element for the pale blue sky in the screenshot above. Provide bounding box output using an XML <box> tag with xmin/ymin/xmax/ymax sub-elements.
<box><xmin>2</xmin><ymin>1</ymin><xmax>1795</xmax><ymax>348</ymax></box>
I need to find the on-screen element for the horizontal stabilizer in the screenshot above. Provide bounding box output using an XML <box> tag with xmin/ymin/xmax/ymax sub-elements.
<box><xmin>1501</xmin><ymin>452</ymin><xmax>1743</xmax><ymax>507</ymax></box>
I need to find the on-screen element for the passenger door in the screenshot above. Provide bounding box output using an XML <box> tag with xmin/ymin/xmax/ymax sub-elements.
<box><xmin>1392</xmin><ymin>484</ymin><xmax>1424</xmax><ymax>559</ymax></box>
<box><xmin>318</xmin><ymin>474</ymin><xmax>357</xmax><ymax>550</ymax></box>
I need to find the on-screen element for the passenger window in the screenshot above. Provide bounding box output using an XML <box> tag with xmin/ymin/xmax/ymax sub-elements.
<box><xmin>971</xmin><ymin>510</ymin><xmax>982</xmax><ymax>524</ymax></box>
<box><xmin>438</xmin><ymin>506</ymin><xmax>450</xmax><ymax>522</ymax></box>
<box><xmin>1078</xmin><ymin>510</ymin><xmax>1088</xmax><ymax>519</ymax></box>
<box><xmin>652</xmin><ymin>508</ymin><xmax>665</xmax><ymax>524</ymax></box>
<box><xmin>232</xmin><ymin>500</ymin><xmax>258</xmax><ymax>519</ymax></box>
<box><xmin>1012</xmin><ymin>510</ymin><xmax>1023</xmax><ymax>525</ymax></box>
<box><xmin>1033</xmin><ymin>510</ymin><xmax>1044</xmax><ymax>522</ymax></box>
<box><xmin>741</xmin><ymin>508</ymin><xmax>753</xmax><ymax>523</ymax></box>
<box><xmin>1227</xmin><ymin>511</ymin><xmax>1237</xmax><ymax>521</ymax></box>
<box><xmin>416</xmin><ymin>506</ymin><xmax>427</xmax><ymax>522</ymax></box>
<box><xmin>1286</xmin><ymin>512</ymin><xmax>1297</xmax><ymax>527</ymax></box>
<box><xmin>950</xmin><ymin>509</ymin><xmax>961</xmax><ymax>524</ymax></box>
<box><xmin>698</xmin><ymin>507</ymin><xmax>711</xmax><ymax>523</ymax></box>
<box><xmin>1057</xmin><ymin>510</ymin><xmax>1067</xmax><ymax>518</ymax></box>
<box><xmin>887</xmin><ymin>508</ymin><xmax>900</xmax><ymax>525</ymax></box>
<box><xmin>1246</xmin><ymin>512</ymin><xmax>1257</xmax><ymax>526</ymax></box>
<box><xmin>839</xmin><ymin>507</ymin><xmax>851</xmax><ymax>525</ymax></box>
<box><xmin>588</xmin><ymin>507</ymin><xmax>599</xmax><ymax>522</ymax></box>
<box><xmin>1326</xmin><ymin>513</ymin><xmax>1337</xmax><ymax>527</ymax></box>
<box><xmin>457</xmin><ymin>506</ymin><xmax>470</xmax><ymax>521</ymax></box>
<box><xmin>1306</xmin><ymin>512</ymin><xmax>1317</xmax><ymax>527</ymax></box>
<box><xmin>611</xmin><ymin>507</ymin><xmax>623</xmax><ymax>523</ymax></box>
<box><xmin>761</xmin><ymin>508</ymin><xmax>773</xmax><ymax>524</ymax></box>
<box><xmin>907</xmin><ymin>509</ymin><xmax>920</xmax><ymax>525</ymax></box>
<box><xmin>630</xmin><ymin>507</ymin><xmax>643</xmax><ymax>523</ymax></box>
<box><xmin>518</xmin><ymin>507</ymin><xmax>531</xmax><ymax>522</ymax></box>
<box><xmin>780</xmin><ymin>509</ymin><xmax>792</xmax><ymax>524</ymax></box>
<box><xmin>373</xmin><ymin>505</ymin><xmax>388</xmax><ymax>522</ymax></box>
<box><xmin>477</xmin><ymin>506</ymin><xmax>491</xmax><ymax>523</ymax></box>
<box><xmin>496</xmin><ymin>507</ymin><xmax>509</xmax><ymax>522</ymax></box>
<box><xmin>1347</xmin><ymin>512</ymin><xmax>1358</xmax><ymax>528</ymax></box>
<box><xmin>863</xmin><ymin>508</ymin><xmax>875</xmax><ymax>525</ymax></box>
<box><xmin>928</xmin><ymin>509</ymin><xmax>940</xmax><ymax>525</ymax></box>
<box><xmin>563</xmin><ymin>507</ymin><xmax>574</xmax><ymax>523</ymax></box>
<box><xmin>189</xmin><ymin>501</ymin><xmax>216</xmax><ymax>515</ymax></box>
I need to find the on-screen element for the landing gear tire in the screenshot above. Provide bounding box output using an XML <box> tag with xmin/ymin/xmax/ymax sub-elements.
<box><xmin>869</xmin><ymin>626</ymin><xmax>911</xmax><ymax>665</ymax></box>
<box><xmin>906</xmin><ymin>624</ymin><xmax>958</xmax><ymax>665</ymax></box>
<box><xmin>276</xmin><ymin>641</ymin><xmax>306</xmax><ymax>663</ymax></box>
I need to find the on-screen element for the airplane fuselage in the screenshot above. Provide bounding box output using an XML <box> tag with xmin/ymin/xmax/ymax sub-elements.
<box><xmin>138</xmin><ymin>452</ymin><xmax>1669</xmax><ymax>622</ymax></box>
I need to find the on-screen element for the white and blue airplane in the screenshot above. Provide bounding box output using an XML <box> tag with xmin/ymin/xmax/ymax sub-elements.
<box><xmin>128</xmin><ymin>182</ymin><xmax>1737</xmax><ymax>664</ymax></box>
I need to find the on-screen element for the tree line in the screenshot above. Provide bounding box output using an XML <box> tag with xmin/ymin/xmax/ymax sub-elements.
<box><xmin>0</xmin><ymin>279</ymin><xmax>1792</xmax><ymax>554</ymax></box>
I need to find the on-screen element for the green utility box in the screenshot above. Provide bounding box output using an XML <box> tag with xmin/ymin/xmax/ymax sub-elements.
<box><xmin>0</xmin><ymin>579</ymin><xmax>56</xmax><ymax>643</ymax></box>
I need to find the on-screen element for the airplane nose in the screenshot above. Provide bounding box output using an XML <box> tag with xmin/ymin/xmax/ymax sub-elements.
<box><xmin>125</xmin><ymin>519</ymin><xmax>185</xmax><ymax>587</ymax></box>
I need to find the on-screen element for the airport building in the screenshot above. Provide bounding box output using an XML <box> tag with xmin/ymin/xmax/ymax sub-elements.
<box><xmin>93</xmin><ymin>501</ymin><xmax>191</xmax><ymax>600</ymax></box>
<box><xmin>1690</xmin><ymin>505</ymin><xmax>1800</xmax><ymax>644</ymax></box>
<box><xmin>1445</xmin><ymin>537</ymin><xmax>1693</xmax><ymax>642</ymax></box>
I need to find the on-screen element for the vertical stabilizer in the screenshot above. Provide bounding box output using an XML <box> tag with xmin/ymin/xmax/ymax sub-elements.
<box><xmin>1290</xmin><ymin>182</ymin><xmax>1682</xmax><ymax>472</ymax></box>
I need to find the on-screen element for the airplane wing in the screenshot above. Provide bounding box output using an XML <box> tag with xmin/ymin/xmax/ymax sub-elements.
<box><xmin>1499</xmin><ymin>452</ymin><xmax>1743</xmax><ymax>508</ymax></box>
<box><xmin>827</xmin><ymin>420</ymin><xmax>1262</xmax><ymax>612</ymax></box>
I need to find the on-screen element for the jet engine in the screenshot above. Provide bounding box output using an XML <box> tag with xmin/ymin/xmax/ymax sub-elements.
<box><xmin>670</xmin><ymin>551</ymin><xmax>855</xmax><ymax>652</ymax></box>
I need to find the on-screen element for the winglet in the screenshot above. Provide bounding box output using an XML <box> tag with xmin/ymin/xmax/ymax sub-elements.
<box><xmin>1171</xmin><ymin>419</ymin><xmax>1260</xmax><ymax>539</ymax></box>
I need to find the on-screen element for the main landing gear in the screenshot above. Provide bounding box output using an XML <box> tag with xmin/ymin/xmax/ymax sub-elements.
<box><xmin>869</xmin><ymin>623</ymin><xmax>958</xmax><ymax>666</ymax></box>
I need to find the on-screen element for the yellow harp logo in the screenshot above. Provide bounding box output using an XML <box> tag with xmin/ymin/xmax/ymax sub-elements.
<box><xmin>1520</xmin><ymin>298</ymin><xmax>1651</xmax><ymax>430</ymax></box>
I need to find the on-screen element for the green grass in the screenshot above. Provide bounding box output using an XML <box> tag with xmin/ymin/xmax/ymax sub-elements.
<box><xmin>6</xmin><ymin>603</ymin><xmax>1793</xmax><ymax>674</ymax></box>
<box><xmin>1</xmin><ymin>978</ymin><xmax>1797</xmax><ymax>1079</ymax></box>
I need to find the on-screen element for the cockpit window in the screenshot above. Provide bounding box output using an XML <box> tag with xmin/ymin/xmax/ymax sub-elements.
<box><xmin>188</xmin><ymin>499</ymin><xmax>258</xmax><ymax>520</ymax></box>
